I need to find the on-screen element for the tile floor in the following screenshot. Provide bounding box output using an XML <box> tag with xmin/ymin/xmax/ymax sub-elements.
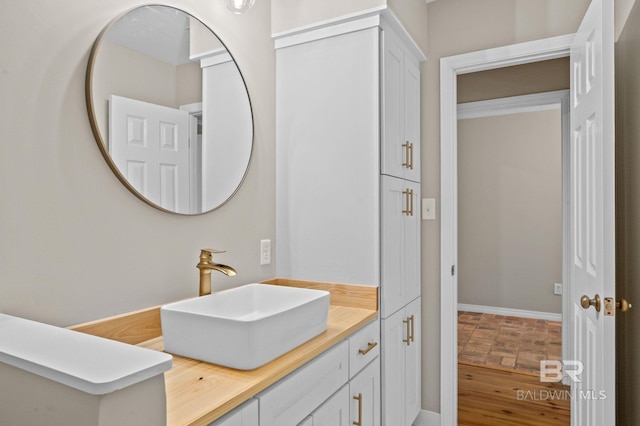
<box><xmin>458</xmin><ymin>311</ymin><xmax>562</xmax><ymax>375</ymax></box>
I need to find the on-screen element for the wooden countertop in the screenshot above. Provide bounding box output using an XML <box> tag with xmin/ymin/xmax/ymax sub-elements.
<box><xmin>71</xmin><ymin>279</ymin><xmax>378</xmax><ymax>426</ymax></box>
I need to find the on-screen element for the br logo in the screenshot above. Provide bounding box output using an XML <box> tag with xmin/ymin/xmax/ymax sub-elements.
<box><xmin>539</xmin><ymin>360</ymin><xmax>584</xmax><ymax>383</ymax></box>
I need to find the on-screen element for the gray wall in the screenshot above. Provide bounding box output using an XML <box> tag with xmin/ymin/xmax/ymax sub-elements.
<box><xmin>0</xmin><ymin>0</ymin><xmax>276</xmax><ymax>326</ymax></box>
<box><xmin>458</xmin><ymin>109</ymin><xmax>563</xmax><ymax>314</ymax></box>
<box><xmin>457</xmin><ymin>58</ymin><xmax>570</xmax><ymax>103</ymax></box>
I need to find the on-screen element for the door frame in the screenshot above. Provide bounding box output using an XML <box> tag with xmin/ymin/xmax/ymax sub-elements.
<box><xmin>439</xmin><ymin>34</ymin><xmax>575</xmax><ymax>424</ymax></box>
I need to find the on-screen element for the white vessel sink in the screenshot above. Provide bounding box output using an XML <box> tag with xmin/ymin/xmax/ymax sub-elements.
<box><xmin>160</xmin><ymin>283</ymin><xmax>330</xmax><ymax>370</ymax></box>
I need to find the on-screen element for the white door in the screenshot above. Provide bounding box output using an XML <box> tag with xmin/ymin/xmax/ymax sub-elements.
<box><xmin>569</xmin><ymin>0</ymin><xmax>615</xmax><ymax>424</ymax></box>
<box><xmin>109</xmin><ymin>95</ymin><xmax>190</xmax><ymax>213</ymax></box>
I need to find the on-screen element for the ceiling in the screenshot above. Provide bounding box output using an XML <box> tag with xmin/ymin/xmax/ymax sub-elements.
<box><xmin>105</xmin><ymin>6</ymin><xmax>192</xmax><ymax>66</ymax></box>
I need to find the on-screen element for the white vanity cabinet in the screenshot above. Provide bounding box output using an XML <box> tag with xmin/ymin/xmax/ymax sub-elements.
<box><xmin>256</xmin><ymin>321</ymin><xmax>380</xmax><ymax>426</ymax></box>
<box><xmin>297</xmin><ymin>360</ymin><xmax>381</xmax><ymax>426</ymax></box>
<box><xmin>381</xmin><ymin>297</ymin><xmax>421</xmax><ymax>426</ymax></box>
<box><xmin>209</xmin><ymin>399</ymin><xmax>258</xmax><ymax>426</ymax></box>
<box><xmin>275</xmin><ymin>8</ymin><xmax>424</xmax><ymax>426</ymax></box>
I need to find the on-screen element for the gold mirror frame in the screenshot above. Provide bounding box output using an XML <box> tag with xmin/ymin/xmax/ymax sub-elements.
<box><xmin>85</xmin><ymin>5</ymin><xmax>254</xmax><ymax>215</ymax></box>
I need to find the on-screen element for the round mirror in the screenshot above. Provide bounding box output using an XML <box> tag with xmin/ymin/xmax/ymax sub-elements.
<box><xmin>86</xmin><ymin>5</ymin><xmax>253</xmax><ymax>215</ymax></box>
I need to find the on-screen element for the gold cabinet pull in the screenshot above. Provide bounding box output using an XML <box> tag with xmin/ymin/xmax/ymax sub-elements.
<box><xmin>402</xmin><ymin>189</ymin><xmax>414</xmax><ymax>216</ymax></box>
<box><xmin>402</xmin><ymin>189</ymin><xmax>410</xmax><ymax>215</ymax></box>
<box><xmin>403</xmin><ymin>141</ymin><xmax>415</xmax><ymax>170</ymax></box>
<box><xmin>403</xmin><ymin>315</ymin><xmax>415</xmax><ymax>346</ymax></box>
<box><xmin>358</xmin><ymin>341</ymin><xmax>378</xmax><ymax>355</ymax></box>
<box><xmin>409</xmin><ymin>315</ymin><xmax>415</xmax><ymax>343</ymax></box>
<box><xmin>410</xmin><ymin>189</ymin><xmax>413</xmax><ymax>215</ymax></box>
<box><xmin>353</xmin><ymin>393</ymin><xmax>363</xmax><ymax>426</ymax></box>
<box><xmin>402</xmin><ymin>141</ymin><xmax>411</xmax><ymax>169</ymax></box>
<box><xmin>403</xmin><ymin>317</ymin><xmax>411</xmax><ymax>345</ymax></box>
<box><xmin>409</xmin><ymin>142</ymin><xmax>414</xmax><ymax>170</ymax></box>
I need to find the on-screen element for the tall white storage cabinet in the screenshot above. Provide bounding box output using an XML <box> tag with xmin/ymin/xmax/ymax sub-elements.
<box><xmin>275</xmin><ymin>9</ymin><xmax>425</xmax><ymax>426</ymax></box>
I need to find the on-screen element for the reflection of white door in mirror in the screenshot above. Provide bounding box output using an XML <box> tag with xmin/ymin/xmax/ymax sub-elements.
<box><xmin>109</xmin><ymin>95</ymin><xmax>190</xmax><ymax>214</ymax></box>
<box><xmin>87</xmin><ymin>5</ymin><xmax>254</xmax><ymax>214</ymax></box>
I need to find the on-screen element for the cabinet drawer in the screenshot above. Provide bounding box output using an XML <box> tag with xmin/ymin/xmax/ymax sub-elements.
<box><xmin>258</xmin><ymin>341</ymin><xmax>349</xmax><ymax>426</ymax></box>
<box><xmin>348</xmin><ymin>319</ymin><xmax>380</xmax><ymax>378</ymax></box>
<box><xmin>297</xmin><ymin>417</ymin><xmax>313</xmax><ymax>426</ymax></box>
<box><xmin>208</xmin><ymin>399</ymin><xmax>258</xmax><ymax>426</ymax></box>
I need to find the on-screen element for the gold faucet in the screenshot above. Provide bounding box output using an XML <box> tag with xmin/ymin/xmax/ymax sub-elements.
<box><xmin>197</xmin><ymin>249</ymin><xmax>237</xmax><ymax>296</ymax></box>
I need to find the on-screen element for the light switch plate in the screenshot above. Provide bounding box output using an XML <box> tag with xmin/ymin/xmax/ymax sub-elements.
<box><xmin>422</xmin><ymin>198</ymin><xmax>436</xmax><ymax>220</ymax></box>
<box><xmin>554</xmin><ymin>283</ymin><xmax>563</xmax><ymax>295</ymax></box>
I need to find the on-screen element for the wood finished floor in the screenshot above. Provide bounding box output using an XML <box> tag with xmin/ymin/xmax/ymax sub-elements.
<box><xmin>458</xmin><ymin>362</ymin><xmax>570</xmax><ymax>425</ymax></box>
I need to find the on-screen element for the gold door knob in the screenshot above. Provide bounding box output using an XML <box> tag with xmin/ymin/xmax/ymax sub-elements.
<box><xmin>617</xmin><ymin>298</ymin><xmax>633</xmax><ymax>312</ymax></box>
<box><xmin>581</xmin><ymin>294</ymin><xmax>601</xmax><ymax>312</ymax></box>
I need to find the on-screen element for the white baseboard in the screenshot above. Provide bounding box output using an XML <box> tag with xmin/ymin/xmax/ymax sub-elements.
<box><xmin>413</xmin><ymin>409</ymin><xmax>441</xmax><ymax>426</ymax></box>
<box><xmin>458</xmin><ymin>303</ymin><xmax>562</xmax><ymax>322</ymax></box>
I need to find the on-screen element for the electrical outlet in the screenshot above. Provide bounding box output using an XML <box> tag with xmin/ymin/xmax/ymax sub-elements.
<box><xmin>260</xmin><ymin>239</ymin><xmax>271</xmax><ymax>265</ymax></box>
<box><xmin>554</xmin><ymin>283</ymin><xmax>563</xmax><ymax>295</ymax></box>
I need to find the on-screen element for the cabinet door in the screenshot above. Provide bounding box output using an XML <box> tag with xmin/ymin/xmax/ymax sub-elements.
<box><xmin>381</xmin><ymin>309</ymin><xmax>407</xmax><ymax>425</ymax></box>
<box><xmin>381</xmin><ymin>299</ymin><xmax>421</xmax><ymax>426</ymax></box>
<box><xmin>404</xmin><ymin>297</ymin><xmax>422</xmax><ymax>425</ymax></box>
<box><xmin>403</xmin><ymin>180</ymin><xmax>421</xmax><ymax>307</ymax></box>
<box><xmin>311</xmin><ymin>385</ymin><xmax>350</xmax><ymax>426</ymax></box>
<box><xmin>403</xmin><ymin>57</ymin><xmax>421</xmax><ymax>183</ymax></box>
<box><xmin>381</xmin><ymin>176</ymin><xmax>421</xmax><ymax>318</ymax></box>
<box><xmin>381</xmin><ymin>28</ymin><xmax>406</xmax><ymax>181</ymax></box>
<box><xmin>208</xmin><ymin>399</ymin><xmax>258</xmax><ymax>426</ymax></box>
<box><xmin>350</xmin><ymin>358</ymin><xmax>381</xmax><ymax>426</ymax></box>
<box><xmin>381</xmin><ymin>28</ymin><xmax>421</xmax><ymax>183</ymax></box>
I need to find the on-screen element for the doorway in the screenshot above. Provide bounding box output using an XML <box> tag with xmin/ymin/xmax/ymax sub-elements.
<box><xmin>441</xmin><ymin>2</ymin><xmax>616</xmax><ymax>423</ymax></box>
<box><xmin>457</xmin><ymin>90</ymin><xmax>569</xmax><ymax>363</ymax></box>
<box><xmin>439</xmin><ymin>34</ymin><xmax>574</xmax><ymax>424</ymax></box>
<box><xmin>456</xmin><ymin>91</ymin><xmax>570</xmax><ymax>424</ymax></box>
